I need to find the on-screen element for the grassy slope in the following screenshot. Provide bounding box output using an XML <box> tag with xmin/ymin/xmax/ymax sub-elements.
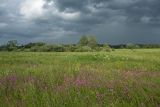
<box><xmin>0</xmin><ymin>49</ymin><xmax>160</xmax><ymax>107</ymax></box>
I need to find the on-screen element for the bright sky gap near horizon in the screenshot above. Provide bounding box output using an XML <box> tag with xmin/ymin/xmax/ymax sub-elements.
<box><xmin>0</xmin><ymin>0</ymin><xmax>160</xmax><ymax>44</ymax></box>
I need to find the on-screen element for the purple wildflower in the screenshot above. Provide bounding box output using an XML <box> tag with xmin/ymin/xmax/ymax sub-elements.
<box><xmin>75</xmin><ymin>78</ymin><xmax>88</xmax><ymax>87</ymax></box>
<box><xmin>5</xmin><ymin>74</ymin><xmax>18</xmax><ymax>86</ymax></box>
<box><xmin>25</xmin><ymin>75</ymin><xmax>35</xmax><ymax>83</ymax></box>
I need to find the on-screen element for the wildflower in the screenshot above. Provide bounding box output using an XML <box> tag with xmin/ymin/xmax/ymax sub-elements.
<box><xmin>5</xmin><ymin>74</ymin><xmax>18</xmax><ymax>85</ymax></box>
<box><xmin>75</xmin><ymin>78</ymin><xmax>88</xmax><ymax>87</ymax></box>
<box><xmin>26</xmin><ymin>76</ymin><xmax>35</xmax><ymax>83</ymax></box>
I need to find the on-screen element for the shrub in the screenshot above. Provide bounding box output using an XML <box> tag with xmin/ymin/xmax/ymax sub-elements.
<box><xmin>75</xmin><ymin>46</ymin><xmax>92</xmax><ymax>52</ymax></box>
<box><xmin>101</xmin><ymin>43</ymin><xmax>112</xmax><ymax>52</ymax></box>
<box><xmin>53</xmin><ymin>45</ymin><xmax>65</xmax><ymax>52</ymax></box>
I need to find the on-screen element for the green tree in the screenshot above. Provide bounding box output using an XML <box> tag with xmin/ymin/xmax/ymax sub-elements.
<box><xmin>53</xmin><ymin>45</ymin><xmax>65</xmax><ymax>52</ymax></box>
<box><xmin>87</xmin><ymin>36</ymin><xmax>98</xmax><ymax>49</ymax></box>
<box><xmin>7</xmin><ymin>40</ymin><xmax>18</xmax><ymax>51</ymax></box>
<box><xmin>7</xmin><ymin>40</ymin><xmax>18</xmax><ymax>47</ymax></box>
<box><xmin>78</xmin><ymin>36</ymin><xmax>88</xmax><ymax>46</ymax></box>
<box><xmin>64</xmin><ymin>44</ymin><xmax>76</xmax><ymax>52</ymax></box>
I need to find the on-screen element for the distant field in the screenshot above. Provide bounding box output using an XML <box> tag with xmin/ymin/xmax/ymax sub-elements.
<box><xmin>0</xmin><ymin>49</ymin><xmax>160</xmax><ymax>107</ymax></box>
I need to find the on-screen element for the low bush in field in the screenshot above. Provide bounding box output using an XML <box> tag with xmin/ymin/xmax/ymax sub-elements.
<box><xmin>75</xmin><ymin>46</ymin><xmax>93</xmax><ymax>52</ymax></box>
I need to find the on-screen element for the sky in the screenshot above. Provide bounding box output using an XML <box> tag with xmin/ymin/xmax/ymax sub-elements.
<box><xmin>0</xmin><ymin>0</ymin><xmax>160</xmax><ymax>44</ymax></box>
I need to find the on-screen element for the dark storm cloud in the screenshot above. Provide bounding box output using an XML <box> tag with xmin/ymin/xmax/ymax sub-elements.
<box><xmin>0</xmin><ymin>0</ymin><xmax>160</xmax><ymax>44</ymax></box>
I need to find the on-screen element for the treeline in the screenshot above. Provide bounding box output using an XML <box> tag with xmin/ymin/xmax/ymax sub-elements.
<box><xmin>0</xmin><ymin>36</ymin><xmax>112</xmax><ymax>52</ymax></box>
<box><xmin>110</xmin><ymin>43</ymin><xmax>160</xmax><ymax>49</ymax></box>
<box><xmin>0</xmin><ymin>36</ymin><xmax>160</xmax><ymax>52</ymax></box>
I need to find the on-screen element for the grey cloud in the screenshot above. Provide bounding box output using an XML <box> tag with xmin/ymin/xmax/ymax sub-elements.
<box><xmin>0</xmin><ymin>0</ymin><xmax>160</xmax><ymax>44</ymax></box>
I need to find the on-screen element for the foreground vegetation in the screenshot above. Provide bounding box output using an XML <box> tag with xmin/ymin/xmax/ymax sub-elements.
<box><xmin>0</xmin><ymin>49</ymin><xmax>160</xmax><ymax>107</ymax></box>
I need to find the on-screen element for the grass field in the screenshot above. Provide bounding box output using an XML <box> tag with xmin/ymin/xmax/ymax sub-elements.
<box><xmin>0</xmin><ymin>49</ymin><xmax>160</xmax><ymax>107</ymax></box>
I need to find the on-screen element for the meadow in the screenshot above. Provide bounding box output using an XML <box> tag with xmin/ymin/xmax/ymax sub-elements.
<box><xmin>0</xmin><ymin>49</ymin><xmax>160</xmax><ymax>107</ymax></box>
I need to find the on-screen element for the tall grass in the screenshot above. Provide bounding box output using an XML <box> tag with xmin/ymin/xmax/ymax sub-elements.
<box><xmin>0</xmin><ymin>49</ymin><xmax>160</xmax><ymax>107</ymax></box>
